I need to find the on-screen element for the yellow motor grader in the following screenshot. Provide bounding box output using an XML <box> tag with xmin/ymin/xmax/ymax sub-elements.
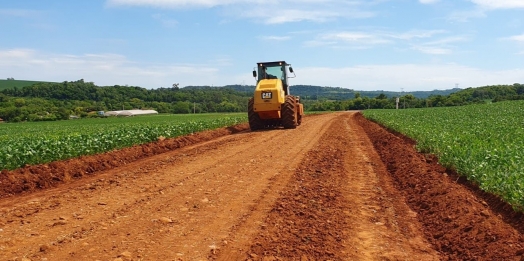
<box><xmin>248</xmin><ymin>61</ymin><xmax>304</xmax><ymax>130</ymax></box>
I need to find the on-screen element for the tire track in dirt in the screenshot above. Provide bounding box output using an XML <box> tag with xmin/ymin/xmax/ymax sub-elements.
<box><xmin>340</xmin><ymin>114</ymin><xmax>437</xmax><ymax>261</ymax></box>
<box><xmin>220</xmin><ymin>113</ymin><xmax>438</xmax><ymax>260</ymax></box>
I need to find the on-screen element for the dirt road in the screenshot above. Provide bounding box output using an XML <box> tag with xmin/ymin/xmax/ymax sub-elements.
<box><xmin>0</xmin><ymin>112</ymin><xmax>522</xmax><ymax>261</ymax></box>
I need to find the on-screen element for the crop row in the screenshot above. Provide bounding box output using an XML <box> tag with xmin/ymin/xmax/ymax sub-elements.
<box><xmin>0</xmin><ymin>114</ymin><xmax>246</xmax><ymax>171</ymax></box>
<box><xmin>362</xmin><ymin>101</ymin><xmax>524</xmax><ymax>210</ymax></box>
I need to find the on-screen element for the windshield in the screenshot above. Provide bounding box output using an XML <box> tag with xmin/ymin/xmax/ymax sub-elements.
<box><xmin>255</xmin><ymin>62</ymin><xmax>290</xmax><ymax>95</ymax></box>
<box><xmin>264</xmin><ymin>66</ymin><xmax>283</xmax><ymax>80</ymax></box>
<box><xmin>258</xmin><ymin>66</ymin><xmax>285</xmax><ymax>81</ymax></box>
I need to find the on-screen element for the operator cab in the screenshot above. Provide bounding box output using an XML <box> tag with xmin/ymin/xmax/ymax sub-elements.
<box><xmin>253</xmin><ymin>61</ymin><xmax>295</xmax><ymax>95</ymax></box>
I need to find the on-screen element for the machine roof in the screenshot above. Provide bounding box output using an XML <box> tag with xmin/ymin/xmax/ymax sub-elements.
<box><xmin>257</xmin><ymin>61</ymin><xmax>288</xmax><ymax>67</ymax></box>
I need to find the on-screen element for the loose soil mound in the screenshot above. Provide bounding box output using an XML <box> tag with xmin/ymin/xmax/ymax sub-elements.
<box><xmin>245</xmin><ymin>117</ymin><xmax>351</xmax><ymax>260</ymax></box>
<box><xmin>0</xmin><ymin>124</ymin><xmax>248</xmax><ymax>198</ymax></box>
<box><xmin>355</xmin><ymin>113</ymin><xmax>524</xmax><ymax>260</ymax></box>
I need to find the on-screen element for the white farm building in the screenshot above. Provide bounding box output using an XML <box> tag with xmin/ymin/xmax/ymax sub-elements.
<box><xmin>104</xmin><ymin>110</ymin><xmax>158</xmax><ymax>117</ymax></box>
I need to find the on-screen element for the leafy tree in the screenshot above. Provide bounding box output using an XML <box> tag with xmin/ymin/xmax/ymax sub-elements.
<box><xmin>0</xmin><ymin>107</ymin><xmax>22</xmax><ymax>121</ymax></box>
<box><xmin>13</xmin><ymin>98</ymin><xmax>26</xmax><ymax>107</ymax></box>
<box><xmin>375</xmin><ymin>93</ymin><xmax>388</xmax><ymax>100</ymax></box>
<box><xmin>172</xmin><ymin>101</ymin><xmax>191</xmax><ymax>114</ymax></box>
<box><xmin>56</xmin><ymin>107</ymin><xmax>70</xmax><ymax>120</ymax></box>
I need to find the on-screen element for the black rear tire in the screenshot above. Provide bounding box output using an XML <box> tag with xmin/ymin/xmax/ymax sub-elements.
<box><xmin>248</xmin><ymin>98</ymin><xmax>264</xmax><ymax>131</ymax></box>
<box><xmin>282</xmin><ymin>95</ymin><xmax>297</xmax><ymax>129</ymax></box>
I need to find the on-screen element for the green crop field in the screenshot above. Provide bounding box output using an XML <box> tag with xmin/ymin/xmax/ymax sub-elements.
<box><xmin>0</xmin><ymin>113</ymin><xmax>247</xmax><ymax>171</ymax></box>
<box><xmin>362</xmin><ymin>101</ymin><xmax>524</xmax><ymax>210</ymax></box>
<box><xmin>0</xmin><ymin>79</ymin><xmax>50</xmax><ymax>90</ymax></box>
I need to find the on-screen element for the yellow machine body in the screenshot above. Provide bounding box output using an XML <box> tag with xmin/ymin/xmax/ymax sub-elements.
<box><xmin>253</xmin><ymin>79</ymin><xmax>286</xmax><ymax>120</ymax></box>
<box><xmin>248</xmin><ymin>60</ymin><xmax>303</xmax><ymax>130</ymax></box>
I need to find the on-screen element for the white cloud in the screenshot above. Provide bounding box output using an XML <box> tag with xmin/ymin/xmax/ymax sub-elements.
<box><xmin>411</xmin><ymin>46</ymin><xmax>451</xmax><ymax>55</ymax></box>
<box><xmin>0</xmin><ymin>49</ymin><xmax>36</xmax><ymax>59</ymax></box>
<box><xmin>470</xmin><ymin>0</ymin><xmax>524</xmax><ymax>9</ymax></box>
<box><xmin>505</xmin><ymin>33</ymin><xmax>524</xmax><ymax>54</ymax></box>
<box><xmin>152</xmin><ymin>14</ymin><xmax>178</xmax><ymax>27</ymax></box>
<box><xmin>106</xmin><ymin>0</ymin><xmax>266</xmax><ymax>8</ymax></box>
<box><xmin>305</xmin><ymin>30</ymin><xmax>465</xmax><ymax>53</ymax></box>
<box><xmin>419</xmin><ymin>0</ymin><xmax>439</xmax><ymax>4</ymax></box>
<box><xmin>0</xmin><ymin>8</ymin><xmax>41</xmax><ymax>17</ymax></box>
<box><xmin>303</xmin><ymin>40</ymin><xmax>338</xmax><ymax>47</ymax></box>
<box><xmin>324</xmin><ymin>32</ymin><xmax>391</xmax><ymax>45</ymax></box>
<box><xmin>410</xmin><ymin>36</ymin><xmax>467</xmax><ymax>55</ymax></box>
<box><xmin>243</xmin><ymin>9</ymin><xmax>338</xmax><ymax>24</ymax></box>
<box><xmin>508</xmin><ymin>33</ymin><xmax>524</xmax><ymax>42</ymax></box>
<box><xmin>424</xmin><ymin>36</ymin><xmax>468</xmax><ymax>45</ymax></box>
<box><xmin>106</xmin><ymin>0</ymin><xmax>363</xmax><ymax>9</ymax></box>
<box><xmin>241</xmin><ymin>7</ymin><xmax>372</xmax><ymax>24</ymax></box>
<box><xmin>0</xmin><ymin>49</ymin><xmax>221</xmax><ymax>88</ymax></box>
<box><xmin>447</xmin><ymin>8</ymin><xmax>486</xmax><ymax>22</ymax></box>
<box><xmin>447</xmin><ymin>1</ymin><xmax>523</xmax><ymax>22</ymax></box>
<box><xmin>107</xmin><ymin>0</ymin><xmax>374</xmax><ymax>24</ymax></box>
<box><xmin>258</xmin><ymin>35</ymin><xmax>291</xmax><ymax>41</ymax></box>
<box><xmin>294</xmin><ymin>64</ymin><xmax>524</xmax><ymax>91</ymax></box>
<box><xmin>387</xmin><ymin>30</ymin><xmax>446</xmax><ymax>40</ymax></box>
<box><xmin>304</xmin><ymin>31</ymin><xmax>392</xmax><ymax>48</ymax></box>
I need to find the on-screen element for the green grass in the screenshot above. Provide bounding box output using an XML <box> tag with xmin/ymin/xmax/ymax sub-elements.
<box><xmin>362</xmin><ymin>101</ymin><xmax>524</xmax><ymax>210</ymax></box>
<box><xmin>0</xmin><ymin>113</ymin><xmax>247</xmax><ymax>170</ymax></box>
<box><xmin>0</xmin><ymin>79</ymin><xmax>53</xmax><ymax>90</ymax></box>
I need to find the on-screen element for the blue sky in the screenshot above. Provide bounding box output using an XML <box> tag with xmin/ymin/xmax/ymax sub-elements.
<box><xmin>1</xmin><ymin>0</ymin><xmax>523</xmax><ymax>91</ymax></box>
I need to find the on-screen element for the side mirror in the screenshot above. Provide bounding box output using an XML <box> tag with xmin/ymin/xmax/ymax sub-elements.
<box><xmin>252</xmin><ymin>70</ymin><xmax>257</xmax><ymax>78</ymax></box>
<box><xmin>289</xmin><ymin>67</ymin><xmax>294</xmax><ymax>73</ymax></box>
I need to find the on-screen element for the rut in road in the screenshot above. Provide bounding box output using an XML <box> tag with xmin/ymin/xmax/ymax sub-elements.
<box><xmin>0</xmin><ymin>114</ymin><xmax>334</xmax><ymax>260</ymax></box>
<box><xmin>215</xmin><ymin>113</ymin><xmax>437</xmax><ymax>261</ymax></box>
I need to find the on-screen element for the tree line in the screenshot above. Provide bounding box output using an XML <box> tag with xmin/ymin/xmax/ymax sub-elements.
<box><xmin>0</xmin><ymin>79</ymin><xmax>522</xmax><ymax>122</ymax></box>
<box><xmin>225</xmin><ymin>84</ymin><xmax>461</xmax><ymax>100</ymax></box>
<box><xmin>304</xmin><ymin>83</ymin><xmax>524</xmax><ymax>111</ymax></box>
<box><xmin>0</xmin><ymin>80</ymin><xmax>251</xmax><ymax>122</ymax></box>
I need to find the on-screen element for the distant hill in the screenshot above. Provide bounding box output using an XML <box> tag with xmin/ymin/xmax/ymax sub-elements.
<box><xmin>1</xmin><ymin>79</ymin><xmax>461</xmax><ymax>99</ymax></box>
<box><xmin>211</xmin><ymin>85</ymin><xmax>462</xmax><ymax>100</ymax></box>
<box><xmin>0</xmin><ymin>79</ymin><xmax>55</xmax><ymax>90</ymax></box>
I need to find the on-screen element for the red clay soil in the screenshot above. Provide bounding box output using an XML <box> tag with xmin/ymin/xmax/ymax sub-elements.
<box><xmin>0</xmin><ymin>124</ymin><xmax>249</xmax><ymax>198</ymax></box>
<box><xmin>0</xmin><ymin>112</ymin><xmax>522</xmax><ymax>261</ymax></box>
<box><xmin>240</xmin><ymin>115</ymin><xmax>354</xmax><ymax>260</ymax></box>
<box><xmin>355</xmin><ymin>113</ymin><xmax>524</xmax><ymax>261</ymax></box>
<box><xmin>234</xmin><ymin>113</ymin><xmax>438</xmax><ymax>261</ymax></box>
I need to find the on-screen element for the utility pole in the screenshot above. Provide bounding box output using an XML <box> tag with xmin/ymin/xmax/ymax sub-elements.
<box><xmin>400</xmin><ymin>88</ymin><xmax>404</xmax><ymax>109</ymax></box>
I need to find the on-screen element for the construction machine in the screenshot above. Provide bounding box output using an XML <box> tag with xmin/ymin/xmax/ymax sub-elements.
<box><xmin>248</xmin><ymin>61</ymin><xmax>304</xmax><ymax>130</ymax></box>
